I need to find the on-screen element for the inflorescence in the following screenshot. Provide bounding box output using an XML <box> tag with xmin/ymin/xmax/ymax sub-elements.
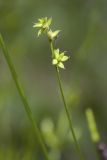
<box><xmin>33</xmin><ymin>17</ymin><xmax>69</xmax><ymax>69</ymax></box>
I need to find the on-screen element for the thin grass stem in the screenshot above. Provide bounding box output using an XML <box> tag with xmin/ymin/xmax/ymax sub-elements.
<box><xmin>0</xmin><ymin>34</ymin><xmax>50</xmax><ymax>160</ymax></box>
<box><xmin>50</xmin><ymin>41</ymin><xmax>84</xmax><ymax>160</ymax></box>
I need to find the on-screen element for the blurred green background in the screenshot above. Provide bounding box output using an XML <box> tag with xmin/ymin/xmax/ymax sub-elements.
<box><xmin>0</xmin><ymin>0</ymin><xmax>107</xmax><ymax>159</ymax></box>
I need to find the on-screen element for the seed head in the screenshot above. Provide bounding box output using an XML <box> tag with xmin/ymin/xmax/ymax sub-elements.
<box><xmin>52</xmin><ymin>49</ymin><xmax>69</xmax><ymax>69</ymax></box>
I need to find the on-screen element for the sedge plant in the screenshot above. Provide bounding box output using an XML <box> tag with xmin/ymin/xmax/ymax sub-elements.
<box><xmin>0</xmin><ymin>34</ymin><xmax>50</xmax><ymax>160</ymax></box>
<box><xmin>33</xmin><ymin>17</ymin><xmax>84</xmax><ymax>160</ymax></box>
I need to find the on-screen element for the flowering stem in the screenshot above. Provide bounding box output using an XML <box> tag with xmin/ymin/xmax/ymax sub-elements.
<box><xmin>50</xmin><ymin>41</ymin><xmax>84</xmax><ymax>160</ymax></box>
<box><xmin>0</xmin><ymin>34</ymin><xmax>50</xmax><ymax>160</ymax></box>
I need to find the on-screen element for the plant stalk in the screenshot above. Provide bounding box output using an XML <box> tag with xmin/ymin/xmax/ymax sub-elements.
<box><xmin>50</xmin><ymin>41</ymin><xmax>84</xmax><ymax>160</ymax></box>
<box><xmin>0</xmin><ymin>34</ymin><xmax>50</xmax><ymax>160</ymax></box>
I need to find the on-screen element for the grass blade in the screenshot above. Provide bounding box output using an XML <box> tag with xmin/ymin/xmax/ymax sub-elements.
<box><xmin>0</xmin><ymin>34</ymin><xmax>50</xmax><ymax>160</ymax></box>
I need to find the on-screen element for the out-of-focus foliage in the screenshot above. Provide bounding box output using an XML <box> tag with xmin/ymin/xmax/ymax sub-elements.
<box><xmin>0</xmin><ymin>0</ymin><xmax>107</xmax><ymax>159</ymax></box>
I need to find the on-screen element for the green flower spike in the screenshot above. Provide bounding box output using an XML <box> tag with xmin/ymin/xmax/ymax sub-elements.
<box><xmin>52</xmin><ymin>49</ymin><xmax>69</xmax><ymax>69</ymax></box>
<box><xmin>47</xmin><ymin>29</ymin><xmax>60</xmax><ymax>41</ymax></box>
<box><xmin>33</xmin><ymin>17</ymin><xmax>52</xmax><ymax>37</ymax></box>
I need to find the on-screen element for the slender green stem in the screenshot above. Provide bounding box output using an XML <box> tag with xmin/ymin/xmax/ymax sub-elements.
<box><xmin>50</xmin><ymin>41</ymin><xmax>84</xmax><ymax>160</ymax></box>
<box><xmin>50</xmin><ymin>41</ymin><xmax>54</xmax><ymax>58</ymax></box>
<box><xmin>0</xmin><ymin>34</ymin><xmax>50</xmax><ymax>160</ymax></box>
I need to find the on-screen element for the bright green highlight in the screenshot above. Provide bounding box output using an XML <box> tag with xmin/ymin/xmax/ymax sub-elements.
<box><xmin>40</xmin><ymin>118</ymin><xmax>60</xmax><ymax>149</ymax></box>
<box><xmin>86</xmin><ymin>108</ymin><xmax>100</xmax><ymax>143</ymax></box>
